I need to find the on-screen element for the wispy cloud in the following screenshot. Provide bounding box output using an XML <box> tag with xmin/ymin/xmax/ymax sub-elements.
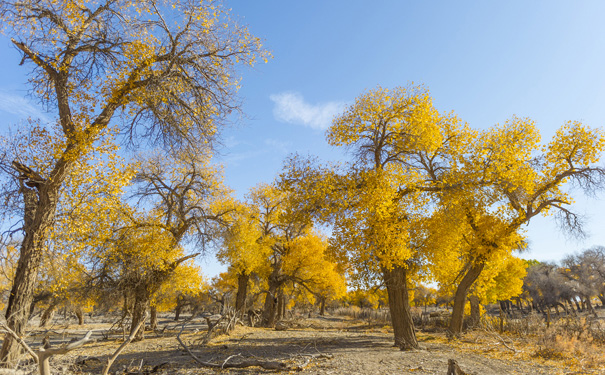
<box><xmin>269</xmin><ymin>91</ymin><xmax>346</xmax><ymax>130</ymax></box>
<box><xmin>265</xmin><ymin>138</ymin><xmax>290</xmax><ymax>154</ymax></box>
<box><xmin>0</xmin><ymin>91</ymin><xmax>49</xmax><ymax>121</ymax></box>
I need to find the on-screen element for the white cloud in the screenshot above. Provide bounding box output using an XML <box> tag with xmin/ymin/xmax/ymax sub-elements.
<box><xmin>0</xmin><ymin>91</ymin><xmax>49</xmax><ymax>121</ymax></box>
<box><xmin>269</xmin><ymin>92</ymin><xmax>346</xmax><ymax>130</ymax></box>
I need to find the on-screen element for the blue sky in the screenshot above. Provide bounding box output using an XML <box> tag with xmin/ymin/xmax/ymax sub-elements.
<box><xmin>2</xmin><ymin>1</ymin><xmax>605</xmax><ymax>276</ymax></box>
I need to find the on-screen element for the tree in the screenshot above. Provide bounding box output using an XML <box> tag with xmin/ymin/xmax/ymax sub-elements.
<box><xmin>563</xmin><ymin>246</ymin><xmax>605</xmax><ymax>307</ymax></box>
<box><xmin>216</xmin><ymin>201</ymin><xmax>270</xmax><ymax>314</ymax></box>
<box><xmin>0</xmin><ymin>0</ymin><xmax>266</xmax><ymax>364</ymax></box>
<box><xmin>283</xmin><ymin>85</ymin><xmax>460</xmax><ymax>349</ymax></box>
<box><xmin>87</xmin><ymin>151</ymin><xmax>231</xmax><ymax>340</ymax></box>
<box><xmin>443</xmin><ymin>118</ymin><xmax>605</xmax><ymax>335</ymax></box>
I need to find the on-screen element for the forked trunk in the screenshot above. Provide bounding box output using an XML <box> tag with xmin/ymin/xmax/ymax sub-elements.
<box><xmin>235</xmin><ymin>272</ymin><xmax>249</xmax><ymax>314</ymax></box>
<box><xmin>382</xmin><ymin>266</ymin><xmax>418</xmax><ymax>350</ymax></box>
<box><xmin>449</xmin><ymin>261</ymin><xmax>485</xmax><ymax>336</ymax></box>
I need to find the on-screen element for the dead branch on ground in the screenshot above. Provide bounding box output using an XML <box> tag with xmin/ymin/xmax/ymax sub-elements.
<box><xmin>101</xmin><ymin>312</ymin><xmax>147</xmax><ymax>375</ymax></box>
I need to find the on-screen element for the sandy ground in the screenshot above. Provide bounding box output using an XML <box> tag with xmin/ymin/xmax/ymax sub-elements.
<box><xmin>13</xmin><ymin>314</ymin><xmax>599</xmax><ymax>375</ymax></box>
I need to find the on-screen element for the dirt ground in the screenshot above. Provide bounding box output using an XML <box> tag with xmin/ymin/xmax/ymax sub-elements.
<box><xmin>15</xmin><ymin>314</ymin><xmax>600</xmax><ymax>375</ymax></box>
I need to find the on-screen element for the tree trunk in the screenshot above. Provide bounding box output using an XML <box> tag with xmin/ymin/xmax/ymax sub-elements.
<box><xmin>319</xmin><ymin>297</ymin><xmax>326</xmax><ymax>316</ymax></box>
<box><xmin>567</xmin><ymin>299</ymin><xmax>577</xmax><ymax>316</ymax></box>
<box><xmin>468</xmin><ymin>295</ymin><xmax>480</xmax><ymax>329</ymax></box>
<box><xmin>276</xmin><ymin>290</ymin><xmax>284</xmax><ymax>321</ymax></box>
<box><xmin>130</xmin><ymin>288</ymin><xmax>150</xmax><ymax>341</ymax></box>
<box><xmin>585</xmin><ymin>298</ymin><xmax>597</xmax><ymax>317</ymax></box>
<box><xmin>498</xmin><ymin>302</ymin><xmax>504</xmax><ymax>333</ymax></box>
<box><xmin>449</xmin><ymin>261</ymin><xmax>485</xmax><ymax>336</ymax></box>
<box><xmin>574</xmin><ymin>298</ymin><xmax>583</xmax><ymax>312</ymax></box>
<box><xmin>74</xmin><ymin>306</ymin><xmax>84</xmax><ymax>325</ymax></box>
<box><xmin>174</xmin><ymin>296</ymin><xmax>184</xmax><ymax>321</ymax></box>
<box><xmin>1</xmin><ymin>181</ymin><xmax>64</xmax><ymax>367</ymax></box>
<box><xmin>382</xmin><ymin>266</ymin><xmax>418</xmax><ymax>350</ymax></box>
<box><xmin>235</xmin><ymin>272</ymin><xmax>249</xmax><ymax>314</ymax></box>
<box><xmin>39</xmin><ymin>301</ymin><xmax>58</xmax><ymax>328</ymax></box>
<box><xmin>260</xmin><ymin>269</ymin><xmax>281</xmax><ymax>327</ymax></box>
<box><xmin>149</xmin><ymin>306</ymin><xmax>158</xmax><ymax>331</ymax></box>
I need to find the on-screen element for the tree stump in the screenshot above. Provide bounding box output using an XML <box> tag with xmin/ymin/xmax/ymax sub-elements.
<box><xmin>447</xmin><ymin>359</ymin><xmax>468</xmax><ymax>375</ymax></box>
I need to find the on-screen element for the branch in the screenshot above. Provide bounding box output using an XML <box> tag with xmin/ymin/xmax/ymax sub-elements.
<box><xmin>0</xmin><ymin>321</ymin><xmax>39</xmax><ymax>363</ymax></box>
<box><xmin>36</xmin><ymin>331</ymin><xmax>94</xmax><ymax>375</ymax></box>
<box><xmin>101</xmin><ymin>311</ymin><xmax>147</xmax><ymax>375</ymax></box>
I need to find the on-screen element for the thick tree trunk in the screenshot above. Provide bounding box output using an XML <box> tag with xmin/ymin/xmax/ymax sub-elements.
<box><xmin>149</xmin><ymin>306</ymin><xmax>158</xmax><ymax>331</ymax></box>
<box><xmin>383</xmin><ymin>266</ymin><xmax>418</xmax><ymax>350</ymax></box>
<box><xmin>235</xmin><ymin>272</ymin><xmax>249</xmax><ymax>314</ymax></box>
<box><xmin>1</xmin><ymin>181</ymin><xmax>64</xmax><ymax>367</ymax></box>
<box><xmin>260</xmin><ymin>285</ymin><xmax>279</xmax><ymax>327</ymax></box>
<box><xmin>276</xmin><ymin>290</ymin><xmax>284</xmax><ymax>321</ymax></box>
<box><xmin>130</xmin><ymin>288</ymin><xmax>150</xmax><ymax>341</ymax></box>
<box><xmin>319</xmin><ymin>297</ymin><xmax>326</xmax><ymax>316</ymax></box>
<box><xmin>260</xmin><ymin>268</ymin><xmax>281</xmax><ymax>327</ymax></box>
<box><xmin>449</xmin><ymin>261</ymin><xmax>485</xmax><ymax>336</ymax></box>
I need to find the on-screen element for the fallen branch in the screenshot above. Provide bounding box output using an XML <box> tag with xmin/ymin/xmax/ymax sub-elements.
<box><xmin>481</xmin><ymin>325</ymin><xmax>518</xmax><ymax>353</ymax></box>
<box><xmin>101</xmin><ymin>312</ymin><xmax>148</xmax><ymax>375</ymax></box>
<box><xmin>37</xmin><ymin>331</ymin><xmax>94</xmax><ymax>375</ymax></box>
<box><xmin>176</xmin><ymin>326</ymin><xmax>288</xmax><ymax>370</ymax></box>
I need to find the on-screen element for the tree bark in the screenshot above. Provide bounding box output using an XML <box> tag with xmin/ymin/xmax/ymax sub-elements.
<box><xmin>585</xmin><ymin>298</ymin><xmax>597</xmax><ymax>317</ymax></box>
<box><xmin>149</xmin><ymin>306</ymin><xmax>158</xmax><ymax>331</ymax></box>
<box><xmin>260</xmin><ymin>269</ymin><xmax>281</xmax><ymax>327</ymax></box>
<box><xmin>1</xmin><ymin>177</ymin><xmax>66</xmax><ymax>367</ymax></box>
<box><xmin>39</xmin><ymin>301</ymin><xmax>58</xmax><ymax>328</ymax></box>
<box><xmin>235</xmin><ymin>272</ymin><xmax>249</xmax><ymax>314</ymax></box>
<box><xmin>130</xmin><ymin>287</ymin><xmax>150</xmax><ymax>341</ymax></box>
<box><xmin>383</xmin><ymin>266</ymin><xmax>418</xmax><ymax>350</ymax></box>
<box><xmin>449</xmin><ymin>261</ymin><xmax>485</xmax><ymax>336</ymax></box>
<box><xmin>468</xmin><ymin>295</ymin><xmax>480</xmax><ymax>329</ymax></box>
<box><xmin>174</xmin><ymin>296</ymin><xmax>185</xmax><ymax>321</ymax></box>
<box><xmin>319</xmin><ymin>297</ymin><xmax>326</xmax><ymax>316</ymax></box>
<box><xmin>74</xmin><ymin>306</ymin><xmax>84</xmax><ymax>325</ymax></box>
